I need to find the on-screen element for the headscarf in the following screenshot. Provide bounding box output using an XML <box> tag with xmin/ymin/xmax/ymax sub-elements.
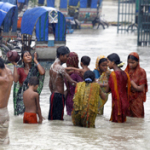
<box><xmin>66</xmin><ymin>52</ymin><xmax>79</xmax><ymax>68</ymax></box>
<box><xmin>125</xmin><ymin>52</ymin><xmax>148</xmax><ymax>102</ymax></box>
<box><xmin>125</xmin><ymin>52</ymin><xmax>139</xmax><ymax>72</ymax></box>
<box><xmin>95</xmin><ymin>55</ymin><xmax>105</xmax><ymax>71</ymax></box>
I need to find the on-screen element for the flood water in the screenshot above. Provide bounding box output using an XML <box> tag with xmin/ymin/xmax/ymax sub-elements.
<box><xmin>1</xmin><ymin>1</ymin><xmax>150</xmax><ymax>150</ymax></box>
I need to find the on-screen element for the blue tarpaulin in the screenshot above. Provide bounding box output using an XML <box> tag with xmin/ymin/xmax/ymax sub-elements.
<box><xmin>47</xmin><ymin>0</ymin><xmax>54</xmax><ymax>7</ymax></box>
<box><xmin>91</xmin><ymin>0</ymin><xmax>97</xmax><ymax>8</ymax></box>
<box><xmin>0</xmin><ymin>2</ymin><xmax>18</xmax><ymax>32</ymax></box>
<box><xmin>21</xmin><ymin>6</ymin><xmax>66</xmax><ymax>41</ymax></box>
<box><xmin>36</xmin><ymin>12</ymin><xmax>48</xmax><ymax>41</ymax></box>
<box><xmin>0</xmin><ymin>0</ymin><xmax>17</xmax><ymax>5</ymax></box>
<box><xmin>80</xmin><ymin>0</ymin><xmax>87</xmax><ymax>8</ymax></box>
<box><xmin>38</xmin><ymin>0</ymin><xmax>44</xmax><ymax>4</ymax></box>
<box><xmin>60</xmin><ymin>0</ymin><xmax>67</xmax><ymax>8</ymax></box>
<box><xmin>69</xmin><ymin>0</ymin><xmax>79</xmax><ymax>6</ymax></box>
<box><xmin>18</xmin><ymin>0</ymin><xmax>25</xmax><ymax>3</ymax></box>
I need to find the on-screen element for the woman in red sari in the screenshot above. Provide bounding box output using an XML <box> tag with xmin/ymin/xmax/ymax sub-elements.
<box><xmin>106</xmin><ymin>53</ymin><xmax>130</xmax><ymax>123</ymax></box>
<box><xmin>125</xmin><ymin>52</ymin><xmax>148</xmax><ymax>118</ymax></box>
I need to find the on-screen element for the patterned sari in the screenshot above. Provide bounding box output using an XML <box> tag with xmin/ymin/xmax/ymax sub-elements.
<box><xmin>109</xmin><ymin>71</ymin><xmax>130</xmax><ymax>123</ymax></box>
<box><xmin>13</xmin><ymin>62</ymin><xmax>45</xmax><ymax>115</ymax></box>
<box><xmin>72</xmin><ymin>82</ymin><xmax>100</xmax><ymax>128</ymax></box>
<box><xmin>125</xmin><ymin>52</ymin><xmax>148</xmax><ymax>118</ymax></box>
<box><xmin>93</xmin><ymin>55</ymin><xmax>111</xmax><ymax>115</ymax></box>
<box><xmin>97</xmin><ymin>70</ymin><xmax>111</xmax><ymax>115</ymax></box>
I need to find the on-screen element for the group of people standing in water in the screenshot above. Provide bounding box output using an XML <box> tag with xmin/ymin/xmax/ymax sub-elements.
<box><xmin>0</xmin><ymin>46</ymin><xmax>148</xmax><ymax>144</ymax></box>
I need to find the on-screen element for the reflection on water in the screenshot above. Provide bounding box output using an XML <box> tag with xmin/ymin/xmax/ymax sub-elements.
<box><xmin>1</xmin><ymin>1</ymin><xmax>150</xmax><ymax>150</ymax></box>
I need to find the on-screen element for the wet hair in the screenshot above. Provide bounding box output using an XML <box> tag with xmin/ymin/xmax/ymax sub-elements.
<box><xmin>57</xmin><ymin>46</ymin><xmax>70</xmax><ymax>58</ymax></box>
<box><xmin>107</xmin><ymin>53</ymin><xmax>123</xmax><ymax>68</ymax></box>
<box><xmin>84</xmin><ymin>70</ymin><xmax>95</xmax><ymax>83</ymax></box>
<box><xmin>98</xmin><ymin>58</ymin><xmax>107</xmax><ymax>66</ymax></box>
<box><xmin>28</xmin><ymin>76</ymin><xmax>39</xmax><ymax>86</ymax></box>
<box><xmin>81</xmin><ymin>56</ymin><xmax>91</xmax><ymax>66</ymax></box>
<box><xmin>21</xmin><ymin>51</ymin><xmax>31</xmax><ymax>60</ymax></box>
<box><xmin>128</xmin><ymin>55</ymin><xmax>139</xmax><ymax>62</ymax></box>
<box><xmin>0</xmin><ymin>57</ymin><xmax>5</xmax><ymax>69</ymax></box>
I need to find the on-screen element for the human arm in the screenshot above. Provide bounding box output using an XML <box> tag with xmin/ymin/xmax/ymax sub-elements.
<box><xmin>99</xmin><ymin>88</ymin><xmax>107</xmax><ymax>100</ymax></box>
<box><xmin>131</xmin><ymin>80</ymin><xmax>145</xmax><ymax>92</ymax></box>
<box><xmin>65</xmin><ymin>67</ymin><xmax>81</xmax><ymax>72</ymax></box>
<box><xmin>49</xmin><ymin>70</ymin><xmax>53</xmax><ymax>93</ymax></box>
<box><xmin>34</xmin><ymin>52</ymin><xmax>45</xmax><ymax>75</ymax></box>
<box><xmin>63</xmin><ymin>68</ymin><xmax>77</xmax><ymax>86</ymax></box>
<box><xmin>11</xmin><ymin>62</ymin><xmax>19</xmax><ymax>82</ymax></box>
<box><xmin>35</xmin><ymin>93</ymin><xmax>43</xmax><ymax>123</ymax></box>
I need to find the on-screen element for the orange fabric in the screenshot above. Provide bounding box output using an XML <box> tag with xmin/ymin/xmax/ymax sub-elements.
<box><xmin>125</xmin><ymin>52</ymin><xmax>148</xmax><ymax>102</ymax></box>
<box><xmin>125</xmin><ymin>52</ymin><xmax>148</xmax><ymax>117</ymax></box>
<box><xmin>23</xmin><ymin>112</ymin><xmax>38</xmax><ymax>124</ymax></box>
<box><xmin>111</xmin><ymin>72</ymin><xmax>120</xmax><ymax>115</ymax></box>
<box><xmin>109</xmin><ymin>71</ymin><xmax>129</xmax><ymax>123</ymax></box>
<box><xmin>17</xmin><ymin>17</ymin><xmax>22</xmax><ymax>29</ymax></box>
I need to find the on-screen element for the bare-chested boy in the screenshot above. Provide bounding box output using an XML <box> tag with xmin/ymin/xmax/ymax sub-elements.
<box><xmin>48</xmin><ymin>46</ymin><xmax>76</xmax><ymax>120</ymax></box>
<box><xmin>0</xmin><ymin>58</ymin><xmax>13</xmax><ymax>145</ymax></box>
<box><xmin>23</xmin><ymin>76</ymin><xmax>42</xmax><ymax>124</ymax></box>
<box><xmin>66</xmin><ymin>56</ymin><xmax>91</xmax><ymax>78</ymax></box>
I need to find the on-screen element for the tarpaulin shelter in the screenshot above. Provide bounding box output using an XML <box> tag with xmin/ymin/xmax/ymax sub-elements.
<box><xmin>0</xmin><ymin>2</ymin><xmax>18</xmax><ymax>32</ymax></box>
<box><xmin>38</xmin><ymin>0</ymin><xmax>67</xmax><ymax>8</ymax></box>
<box><xmin>21</xmin><ymin>6</ymin><xmax>66</xmax><ymax>41</ymax></box>
<box><xmin>69</xmin><ymin>0</ymin><xmax>101</xmax><ymax>8</ymax></box>
<box><xmin>0</xmin><ymin>0</ymin><xmax>17</xmax><ymax>5</ymax></box>
<box><xmin>17</xmin><ymin>0</ymin><xmax>29</xmax><ymax>5</ymax></box>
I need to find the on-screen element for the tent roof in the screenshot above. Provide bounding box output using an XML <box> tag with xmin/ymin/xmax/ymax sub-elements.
<box><xmin>21</xmin><ymin>6</ymin><xmax>62</xmax><ymax>35</ymax></box>
<box><xmin>0</xmin><ymin>2</ymin><xmax>16</xmax><ymax>26</ymax></box>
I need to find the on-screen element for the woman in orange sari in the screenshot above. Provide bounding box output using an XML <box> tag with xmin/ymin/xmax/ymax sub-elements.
<box><xmin>106</xmin><ymin>53</ymin><xmax>130</xmax><ymax>123</ymax></box>
<box><xmin>125</xmin><ymin>52</ymin><xmax>148</xmax><ymax>118</ymax></box>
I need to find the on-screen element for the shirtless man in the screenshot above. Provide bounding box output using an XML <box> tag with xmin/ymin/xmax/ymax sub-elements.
<box><xmin>48</xmin><ymin>46</ymin><xmax>76</xmax><ymax>120</ymax></box>
<box><xmin>0</xmin><ymin>58</ymin><xmax>13</xmax><ymax>145</ymax></box>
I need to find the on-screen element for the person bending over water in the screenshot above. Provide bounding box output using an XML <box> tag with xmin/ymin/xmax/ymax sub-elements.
<box><xmin>66</xmin><ymin>56</ymin><xmax>91</xmax><ymax>79</ymax></box>
<box><xmin>23</xmin><ymin>76</ymin><xmax>43</xmax><ymax>124</ymax></box>
<box><xmin>48</xmin><ymin>46</ymin><xmax>76</xmax><ymax>120</ymax></box>
<box><xmin>0</xmin><ymin>58</ymin><xmax>13</xmax><ymax>145</ymax></box>
<box><xmin>125</xmin><ymin>52</ymin><xmax>148</xmax><ymax>118</ymax></box>
<box><xmin>72</xmin><ymin>70</ymin><xmax>107</xmax><ymax>128</ymax></box>
<box><xmin>12</xmin><ymin>51</ymin><xmax>45</xmax><ymax>115</ymax></box>
<box><xmin>106</xmin><ymin>53</ymin><xmax>130</xmax><ymax>123</ymax></box>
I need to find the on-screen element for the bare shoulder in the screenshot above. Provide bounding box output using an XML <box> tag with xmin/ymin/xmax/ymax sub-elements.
<box><xmin>34</xmin><ymin>92</ymin><xmax>39</xmax><ymax>98</ymax></box>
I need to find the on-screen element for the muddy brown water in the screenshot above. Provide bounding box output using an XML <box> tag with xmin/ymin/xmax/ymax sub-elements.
<box><xmin>1</xmin><ymin>1</ymin><xmax>150</xmax><ymax>150</ymax></box>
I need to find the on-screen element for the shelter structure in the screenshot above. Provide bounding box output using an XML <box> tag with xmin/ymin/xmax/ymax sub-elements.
<box><xmin>21</xmin><ymin>6</ymin><xmax>66</xmax><ymax>60</ymax></box>
<box><xmin>0</xmin><ymin>2</ymin><xmax>18</xmax><ymax>42</ymax></box>
<box><xmin>38</xmin><ymin>0</ymin><xmax>68</xmax><ymax>16</ymax></box>
<box><xmin>69</xmin><ymin>0</ymin><xmax>102</xmax><ymax>21</ymax></box>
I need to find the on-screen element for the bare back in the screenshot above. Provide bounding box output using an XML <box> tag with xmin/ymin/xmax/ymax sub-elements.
<box><xmin>0</xmin><ymin>67</ymin><xmax>13</xmax><ymax>108</ymax></box>
<box><xmin>49</xmin><ymin>59</ymin><xmax>66</xmax><ymax>94</ymax></box>
<box><xmin>23</xmin><ymin>89</ymin><xmax>38</xmax><ymax>113</ymax></box>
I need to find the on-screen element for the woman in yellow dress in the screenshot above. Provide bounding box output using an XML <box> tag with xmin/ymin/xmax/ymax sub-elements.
<box><xmin>72</xmin><ymin>70</ymin><xmax>107</xmax><ymax>128</ymax></box>
<box><xmin>93</xmin><ymin>55</ymin><xmax>111</xmax><ymax>115</ymax></box>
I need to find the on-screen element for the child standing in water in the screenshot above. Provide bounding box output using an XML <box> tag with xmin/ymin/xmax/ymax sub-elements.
<box><xmin>106</xmin><ymin>53</ymin><xmax>130</xmax><ymax>123</ymax></box>
<box><xmin>125</xmin><ymin>52</ymin><xmax>148</xmax><ymax>118</ymax></box>
<box><xmin>66</xmin><ymin>56</ymin><xmax>91</xmax><ymax>79</ymax></box>
<box><xmin>23</xmin><ymin>76</ymin><xmax>43</xmax><ymax>124</ymax></box>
